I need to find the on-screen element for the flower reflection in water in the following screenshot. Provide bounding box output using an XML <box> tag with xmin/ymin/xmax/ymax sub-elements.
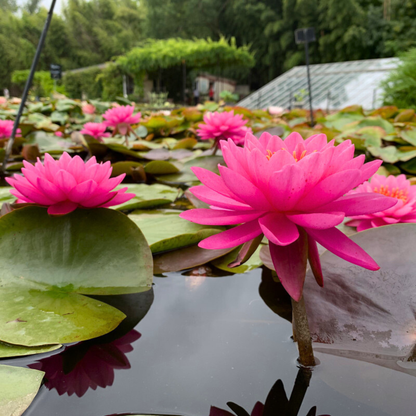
<box><xmin>30</xmin><ymin>329</ymin><xmax>140</xmax><ymax>397</ymax></box>
<box><xmin>210</xmin><ymin>368</ymin><xmax>330</xmax><ymax>416</ymax></box>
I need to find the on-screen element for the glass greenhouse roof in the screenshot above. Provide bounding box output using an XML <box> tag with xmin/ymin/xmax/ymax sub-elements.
<box><xmin>239</xmin><ymin>58</ymin><xmax>399</xmax><ymax>110</ymax></box>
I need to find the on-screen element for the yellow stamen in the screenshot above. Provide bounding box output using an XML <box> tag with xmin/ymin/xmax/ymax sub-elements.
<box><xmin>266</xmin><ymin>149</ymin><xmax>275</xmax><ymax>160</ymax></box>
<box><xmin>292</xmin><ymin>149</ymin><xmax>307</xmax><ymax>162</ymax></box>
<box><xmin>373</xmin><ymin>185</ymin><xmax>409</xmax><ymax>203</ymax></box>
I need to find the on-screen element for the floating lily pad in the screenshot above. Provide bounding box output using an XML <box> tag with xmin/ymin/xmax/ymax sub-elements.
<box><xmin>157</xmin><ymin>155</ymin><xmax>224</xmax><ymax>184</ymax></box>
<box><xmin>154</xmin><ymin>245</ymin><xmax>234</xmax><ymax>274</ymax></box>
<box><xmin>113</xmin><ymin>184</ymin><xmax>179</xmax><ymax>211</ymax></box>
<box><xmin>0</xmin><ymin>187</ymin><xmax>15</xmax><ymax>207</ymax></box>
<box><xmin>111</xmin><ymin>161</ymin><xmax>144</xmax><ymax>177</ymax></box>
<box><xmin>0</xmin><ymin>282</ymin><xmax>126</xmax><ymax>346</ymax></box>
<box><xmin>303</xmin><ymin>224</ymin><xmax>416</xmax><ymax>376</ymax></box>
<box><xmin>0</xmin><ymin>207</ymin><xmax>153</xmax><ymax>295</ymax></box>
<box><xmin>0</xmin><ymin>364</ymin><xmax>44</xmax><ymax>416</ymax></box>
<box><xmin>0</xmin><ymin>340</ymin><xmax>61</xmax><ymax>358</ymax></box>
<box><xmin>144</xmin><ymin>160</ymin><xmax>181</xmax><ymax>175</ymax></box>
<box><xmin>211</xmin><ymin>245</ymin><xmax>263</xmax><ymax>274</ymax></box>
<box><xmin>129</xmin><ymin>210</ymin><xmax>223</xmax><ymax>254</ymax></box>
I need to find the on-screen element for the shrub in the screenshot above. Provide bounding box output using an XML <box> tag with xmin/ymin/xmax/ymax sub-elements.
<box><xmin>382</xmin><ymin>49</ymin><xmax>416</xmax><ymax>109</ymax></box>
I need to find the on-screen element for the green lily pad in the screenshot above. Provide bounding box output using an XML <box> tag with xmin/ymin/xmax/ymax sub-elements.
<box><xmin>400</xmin><ymin>129</ymin><xmax>416</xmax><ymax>146</ymax></box>
<box><xmin>211</xmin><ymin>245</ymin><xmax>263</xmax><ymax>273</ymax></box>
<box><xmin>0</xmin><ymin>282</ymin><xmax>126</xmax><ymax>346</ymax></box>
<box><xmin>111</xmin><ymin>161</ymin><xmax>144</xmax><ymax>177</ymax></box>
<box><xmin>0</xmin><ymin>340</ymin><xmax>61</xmax><ymax>358</ymax></box>
<box><xmin>0</xmin><ymin>365</ymin><xmax>44</xmax><ymax>416</ymax></box>
<box><xmin>157</xmin><ymin>155</ymin><xmax>224</xmax><ymax>184</ymax></box>
<box><xmin>0</xmin><ymin>187</ymin><xmax>15</xmax><ymax>206</ymax></box>
<box><xmin>50</xmin><ymin>111</ymin><xmax>69</xmax><ymax>125</ymax></box>
<box><xmin>113</xmin><ymin>184</ymin><xmax>179</xmax><ymax>211</ymax></box>
<box><xmin>129</xmin><ymin>209</ymin><xmax>223</xmax><ymax>254</ymax></box>
<box><xmin>0</xmin><ymin>207</ymin><xmax>153</xmax><ymax>295</ymax></box>
<box><xmin>144</xmin><ymin>160</ymin><xmax>180</xmax><ymax>175</ymax></box>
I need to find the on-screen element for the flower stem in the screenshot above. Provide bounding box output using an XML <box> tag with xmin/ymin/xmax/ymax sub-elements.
<box><xmin>291</xmin><ymin>295</ymin><xmax>316</xmax><ymax>367</ymax></box>
<box><xmin>212</xmin><ymin>140</ymin><xmax>219</xmax><ymax>155</ymax></box>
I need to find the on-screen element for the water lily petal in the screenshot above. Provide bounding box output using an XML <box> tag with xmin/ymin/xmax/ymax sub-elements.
<box><xmin>198</xmin><ymin>219</ymin><xmax>263</xmax><ymax>249</ymax></box>
<box><xmin>308</xmin><ymin>234</ymin><xmax>323</xmax><ymax>287</ymax></box>
<box><xmin>189</xmin><ymin>186</ymin><xmax>253</xmax><ymax>210</ymax></box>
<box><xmin>258</xmin><ymin>213</ymin><xmax>299</xmax><ymax>246</ymax></box>
<box><xmin>269</xmin><ymin>228</ymin><xmax>308</xmax><ymax>301</ymax></box>
<box><xmin>47</xmin><ymin>201</ymin><xmax>78</xmax><ymax>215</ymax></box>
<box><xmin>304</xmin><ymin>226</ymin><xmax>379</xmax><ymax>270</ymax></box>
<box><xmin>180</xmin><ymin>208</ymin><xmax>263</xmax><ymax>225</ymax></box>
<box><xmin>287</xmin><ymin>212</ymin><xmax>345</xmax><ymax>229</ymax></box>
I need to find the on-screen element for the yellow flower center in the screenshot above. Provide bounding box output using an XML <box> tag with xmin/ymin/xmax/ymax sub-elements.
<box><xmin>373</xmin><ymin>185</ymin><xmax>409</xmax><ymax>203</ymax></box>
<box><xmin>265</xmin><ymin>148</ymin><xmax>308</xmax><ymax>161</ymax></box>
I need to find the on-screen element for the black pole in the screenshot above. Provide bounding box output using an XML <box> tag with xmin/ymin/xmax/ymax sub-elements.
<box><xmin>182</xmin><ymin>60</ymin><xmax>186</xmax><ymax>104</ymax></box>
<box><xmin>2</xmin><ymin>0</ymin><xmax>57</xmax><ymax>173</ymax></box>
<box><xmin>304</xmin><ymin>41</ymin><xmax>314</xmax><ymax>127</ymax></box>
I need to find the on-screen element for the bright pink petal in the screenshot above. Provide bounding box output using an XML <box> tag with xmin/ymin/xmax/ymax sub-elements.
<box><xmin>219</xmin><ymin>166</ymin><xmax>272</xmax><ymax>210</ymax></box>
<box><xmin>297</xmin><ymin>169</ymin><xmax>361</xmax><ymax>210</ymax></box>
<box><xmin>258</xmin><ymin>213</ymin><xmax>299</xmax><ymax>246</ymax></box>
<box><xmin>47</xmin><ymin>201</ymin><xmax>78</xmax><ymax>215</ymax></box>
<box><xmin>269</xmin><ymin>229</ymin><xmax>308</xmax><ymax>301</ymax></box>
<box><xmin>179</xmin><ymin>208</ymin><xmax>263</xmax><ymax>225</ymax></box>
<box><xmin>189</xmin><ymin>186</ymin><xmax>253</xmax><ymax>210</ymax></box>
<box><xmin>304</xmin><ymin>226</ymin><xmax>379</xmax><ymax>270</ymax></box>
<box><xmin>287</xmin><ymin>212</ymin><xmax>344</xmax><ymax>229</ymax></box>
<box><xmin>198</xmin><ymin>219</ymin><xmax>263</xmax><ymax>249</ymax></box>
<box><xmin>319</xmin><ymin>193</ymin><xmax>398</xmax><ymax>215</ymax></box>
<box><xmin>100</xmin><ymin>191</ymin><xmax>135</xmax><ymax>207</ymax></box>
<box><xmin>307</xmin><ymin>234</ymin><xmax>323</xmax><ymax>287</ymax></box>
<box><xmin>269</xmin><ymin>164</ymin><xmax>305</xmax><ymax>211</ymax></box>
<box><xmin>192</xmin><ymin>167</ymin><xmax>237</xmax><ymax>199</ymax></box>
<box><xmin>68</xmin><ymin>180</ymin><xmax>98</xmax><ymax>203</ymax></box>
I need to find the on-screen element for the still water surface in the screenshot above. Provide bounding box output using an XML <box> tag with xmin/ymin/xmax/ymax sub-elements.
<box><xmin>12</xmin><ymin>269</ymin><xmax>416</xmax><ymax>416</ymax></box>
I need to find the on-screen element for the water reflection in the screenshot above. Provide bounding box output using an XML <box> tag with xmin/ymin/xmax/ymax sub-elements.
<box><xmin>29</xmin><ymin>290</ymin><xmax>154</xmax><ymax>398</ymax></box>
<box><xmin>30</xmin><ymin>329</ymin><xmax>141</xmax><ymax>397</ymax></box>
<box><xmin>210</xmin><ymin>368</ymin><xmax>330</xmax><ymax>416</ymax></box>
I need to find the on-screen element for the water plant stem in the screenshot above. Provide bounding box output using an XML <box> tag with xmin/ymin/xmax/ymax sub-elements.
<box><xmin>291</xmin><ymin>296</ymin><xmax>316</xmax><ymax>367</ymax></box>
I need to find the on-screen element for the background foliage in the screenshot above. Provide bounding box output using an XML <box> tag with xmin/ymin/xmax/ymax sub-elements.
<box><xmin>1</xmin><ymin>0</ymin><xmax>414</xmax><ymax>98</ymax></box>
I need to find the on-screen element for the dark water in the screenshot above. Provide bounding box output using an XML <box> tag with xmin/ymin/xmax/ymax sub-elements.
<box><xmin>8</xmin><ymin>269</ymin><xmax>416</xmax><ymax>416</ymax></box>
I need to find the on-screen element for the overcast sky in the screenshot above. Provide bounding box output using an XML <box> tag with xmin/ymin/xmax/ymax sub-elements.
<box><xmin>17</xmin><ymin>0</ymin><xmax>63</xmax><ymax>14</ymax></box>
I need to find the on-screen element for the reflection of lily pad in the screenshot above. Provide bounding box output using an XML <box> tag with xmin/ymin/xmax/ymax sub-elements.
<box><xmin>304</xmin><ymin>224</ymin><xmax>416</xmax><ymax>377</ymax></box>
<box><xmin>129</xmin><ymin>210</ymin><xmax>223</xmax><ymax>253</ymax></box>
<box><xmin>0</xmin><ymin>364</ymin><xmax>44</xmax><ymax>416</ymax></box>
<box><xmin>113</xmin><ymin>184</ymin><xmax>179</xmax><ymax>211</ymax></box>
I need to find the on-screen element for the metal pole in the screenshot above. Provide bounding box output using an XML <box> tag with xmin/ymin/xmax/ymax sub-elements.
<box><xmin>182</xmin><ymin>60</ymin><xmax>186</xmax><ymax>104</ymax></box>
<box><xmin>304</xmin><ymin>42</ymin><xmax>314</xmax><ymax>127</ymax></box>
<box><xmin>2</xmin><ymin>0</ymin><xmax>57</xmax><ymax>173</ymax></box>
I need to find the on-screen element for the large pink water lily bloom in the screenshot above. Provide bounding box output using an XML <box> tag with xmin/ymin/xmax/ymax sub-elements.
<box><xmin>103</xmin><ymin>105</ymin><xmax>141</xmax><ymax>136</ymax></box>
<box><xmin>6</xmin><ymin>152</ymin><xmax>135</xmax><ymax>215</ymax></box>
<box><xmin>0</xmin><ymin>119</ymin><xmax>21</xmax><ymax>139</ymax></box>
<box><xmin>180</xmin><ymin>132</ymin><xmax>397</xmax><ymax>301</ymax></box>
<box><xmin>346</xmin><ymin>174</ymin><xmax>416</xmax><ymax>231</ymax></box>
<box><xmin>80</xmin><ymin>122</ymin><xmax>111</xmax><ymax>142</ymax></box>
<box><xmin>197</xmin><ymin>111</ymin><xmax>251</xmax><ymax>146</ymax></box>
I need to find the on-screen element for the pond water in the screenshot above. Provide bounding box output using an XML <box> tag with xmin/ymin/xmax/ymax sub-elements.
<box><xmin>9</xmin><ymin>269</ymin><xmax>416</xmax><ymax>416</ymax></box>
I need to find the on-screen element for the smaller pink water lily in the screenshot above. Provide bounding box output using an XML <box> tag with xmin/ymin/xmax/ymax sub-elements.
<box><xmin>268</xmin><ymin>106</ymin><xmax>285</xmax><ymax>116</ymax></box>
<box><xmin>6</xmin><ymin>152</ymin><xmax>134</xmax><ymax>215</ymax></box>
<box><xmin>80</xmin><ymin>122</ymin><xmax>110</xmax><ymax>142</ymax></box>
<box><xmin>197</xmin><ymin>110</ymin><xmax>251</xmax><ymax>148</ymax></box>
<box><xmin>0</xmin><ymin>97</ymin><xmax>7</xmax><ymax>105</ymax></box>
<box><xmin>55</xmin><ymin>131</ymin><xmax>63</xmax><ymax>137</ymax></box>
<box><xmin>0</xmin><ymin>120</ymin><xmax>21</xmax><ymax>139</ymax></box>
<box><xmin>346</xmin><ymin>174</ymin><xmax>416</xmax><ymax>230</ymax></box>
<box><xmin>103</xmin><ymin>105</ymin><xmax>141</xmax><ymax>136</ymax></box>
<box><xmin>82</xmin><ymin>103</ymin><xmax>96</xmax><ymax>115</ymax></box>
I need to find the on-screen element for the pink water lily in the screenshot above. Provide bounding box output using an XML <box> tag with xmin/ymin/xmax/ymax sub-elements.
<box><xmin>82</xmin><ymin>103</ymin><xmax>96</xmax><ymax>115</ymax></box>
<box><xmin>6</xmin><ymin>152</ymin><xmax>134</xmax><ymax>215</ymax></box>
<box><xmin>197</xmin><ymin>110</ymin><xmax>251</xmax><ymax>147</ymax></box>
<box><xmin>180</xmin><ymin>132</ymin><xmax>397</xmax><ymax>300</ymax></box>
<box><xmin>80</xmin><ymin>122</ymin><xmax>110</xmax><ymax>142</ymax></box>
<box><xmin>0</xmin><ymin>119</ymin><xmax>21</xmax><ymax>139</ymax></box>
<box><xmin>346</xmin><ymin>174</ymin><xmax>416</xmax><ymax>231</ymax></box>
<box><xmin>103</xmin><ymin>105</ymin><xmax>141</xmax><ymax>136</ymax></box>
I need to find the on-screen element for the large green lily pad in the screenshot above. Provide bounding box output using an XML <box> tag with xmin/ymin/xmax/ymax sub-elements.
<box><xmin>0</xmin><ymin>207</ymin><xmax>153</xmax><ymax>295</ymax></box>
<box><xmin>113</xmin><ymin>184</ymin><xmax>180</xmax><ymax>211</ymax></box>
<box><xmin>0</xmin><ymin>364</ymin><xmax>44</xmax><ymax>416</ymax></box>
<box><xmin>129</xmin><ymin>210</ymin><xmax>223</xmax><ymax>254</ymax></box>
<box><xmin>0</xmin><ymin>281</ymin><xmax>126</xmax><ymax>346</ymax></box>
<box><xmin>211</xmin><ymin>245</ymin><xmax>263</xmax><ymax>273</ymax></box>
<box><xmin>0</xmin><ymin>340</ymin><xmax>61</xmax><ymax>358</ymax></box>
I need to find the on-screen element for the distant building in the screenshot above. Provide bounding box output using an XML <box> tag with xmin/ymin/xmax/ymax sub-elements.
<box><xmin>239</xmin><ymin>58</ymin><xmax>400</xmax><ymax>110</ymax></box>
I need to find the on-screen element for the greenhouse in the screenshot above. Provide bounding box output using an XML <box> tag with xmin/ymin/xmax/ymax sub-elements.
<box><xmin>239</xmin><ymin>58</ymin><xmax>399</xmax><ymax>111</ymax></box>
